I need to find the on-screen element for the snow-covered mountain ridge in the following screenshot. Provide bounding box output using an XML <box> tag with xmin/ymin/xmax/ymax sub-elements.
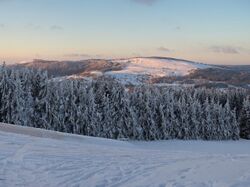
<box><xmin>106</xmin><ymin>57</ymin><xmax>213</xmax><ymax>84</ymax></box>
<box><xmin>11</xmin><ymin>57</ymin><xmax>215</xmax><ymax>84</ymax></box>
<box><xmin>110</xmin><ymin>57</ymin><xmax>212</xmax><ymax>77</ymax></box>
<box><xmin>10</xmin><ymin>57</ymin><xmax>250</xmax><ymax>87</ymax></box>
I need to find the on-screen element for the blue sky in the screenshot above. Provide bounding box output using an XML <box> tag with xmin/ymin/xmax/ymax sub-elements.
<box><xmin>0</xmin><ymin>0</ymin><xmax>249</xmax><ymax>64</ymax></box>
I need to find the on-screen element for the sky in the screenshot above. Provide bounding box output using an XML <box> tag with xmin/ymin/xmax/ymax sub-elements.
<box><xmin>0</xmin><ymin>0</ymin><xmax>250</xmax><ymax>65</ymax></box>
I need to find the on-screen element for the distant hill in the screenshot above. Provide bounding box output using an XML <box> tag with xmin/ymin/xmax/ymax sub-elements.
<box><xmin>9</xmin><ymin>57</ymin><xmax>250</xmax><ymax>88</ymax></box>
<box><xmin>10</xmin><ymin>57</ymin><xmax>212</xmax><ymax>81</ymax></box>
<box><xmin>10</xmin><ymin>59</ymin><xmax>124</xmax><ymax>77</ymax></box>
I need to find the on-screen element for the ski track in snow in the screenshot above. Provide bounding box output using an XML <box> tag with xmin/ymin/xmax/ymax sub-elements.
<box><xmin>0</xmin><ymin>124</ymin><xmax>250</xmax><ymax>187</ymax></box>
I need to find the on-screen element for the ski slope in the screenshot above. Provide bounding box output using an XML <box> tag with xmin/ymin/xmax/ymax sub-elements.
<box><xmin>0</xmin><ymin>123</ymin><xmax>250</xmax><ymax>187</ymax></box>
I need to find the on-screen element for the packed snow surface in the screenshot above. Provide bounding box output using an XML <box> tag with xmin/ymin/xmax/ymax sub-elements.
<box><xmin>1</xmin><ymin>123</ymin><xmax>250</xmax><ymax>187</ymax></box>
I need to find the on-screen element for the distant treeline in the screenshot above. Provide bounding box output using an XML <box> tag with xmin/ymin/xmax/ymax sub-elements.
<box><xmin>153</xmin><ymin>68</ymin><xmax>250</xmax><ymax>88</ymax></box>
<box><xmin>0</xmin><ymin>64</ymin><xmax>249</xmax><ymax>140</ymax></box>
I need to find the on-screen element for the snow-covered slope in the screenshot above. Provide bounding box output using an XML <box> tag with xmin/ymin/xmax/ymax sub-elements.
<box><xmin>1</xmin><ymin>123</ymin><xmax>250</xmax><ymax>187</ymax></box>
<box><xmin>112</xmin><ymin>57</ymin><xmax>211</xmax><ymax>76</ymax></box>
<box><xmin>12</xmin><ymin>57</ymin><xmax>220</xmax><ymax>85</ymax></box>
<box><xmin>106</xmin><ymin>57</ymin><xmax>213</xmax><ymax>84</ymax></box>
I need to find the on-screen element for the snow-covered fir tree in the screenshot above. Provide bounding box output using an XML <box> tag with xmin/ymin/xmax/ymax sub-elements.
<box><xmin>0</xmin><ymin>64</ymin><xmax>249</xmax><ymax>140</ymax></box>
<box><xmin>240</xmin><ymin>96</ymin><xmax>250</xmax><ymax>139</ymax></box>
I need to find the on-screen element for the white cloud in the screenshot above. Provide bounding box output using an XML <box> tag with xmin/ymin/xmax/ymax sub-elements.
<box><xmin>210</xmin><ymin>46</ymin><xmax>240</xmax><ymax>54</ymax></box>
<box><xmin>50</xmin><ymin>25</ymin><xmax>63</xmax><ymax>31</ymax></box>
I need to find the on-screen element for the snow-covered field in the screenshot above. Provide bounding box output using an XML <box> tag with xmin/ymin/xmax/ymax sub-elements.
<box><xmin>113</xmin><ymin>57</ymin><xmax>211</xmax><ymax>76</ymax></box>
<box><xmin>0</xmin><ymin>123</ymin><xmax>250</xmax><ymax>187</ymax></box>
<box><xmin>106</xmin><ymin>57</ymin><xmax>212</xmax><ymax>84</ymax></box>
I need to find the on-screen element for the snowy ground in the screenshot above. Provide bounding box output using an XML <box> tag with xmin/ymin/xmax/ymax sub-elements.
<box><xmin>0</xmin><ymin>123</ymin><xmax>250</xmax><ymax>187</ymax></box>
